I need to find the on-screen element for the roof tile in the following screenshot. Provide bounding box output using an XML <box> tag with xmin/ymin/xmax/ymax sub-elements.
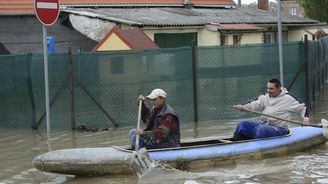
<box><xmin>0</xmin><ymin>0</ymin><xmax>235</xmax><ymax>15</ymax></box>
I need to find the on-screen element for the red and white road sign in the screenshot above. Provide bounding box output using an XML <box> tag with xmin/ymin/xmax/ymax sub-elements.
<box><xmin>34</xmin><ymin>0</ymin><xmax>60</xmax><ymax>26</ymax></box>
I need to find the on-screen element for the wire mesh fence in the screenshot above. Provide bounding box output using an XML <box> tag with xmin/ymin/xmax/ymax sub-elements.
<box><xmin>0</xmin><ymin>36</ymin><xmax>327</xmax><ymax>129</ymax></box>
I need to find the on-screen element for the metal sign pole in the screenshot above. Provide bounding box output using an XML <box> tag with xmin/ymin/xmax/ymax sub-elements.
<box><xmin>43</xmin><ymin>25</ymin><xmax>51</xmax><ymax>149</ymax></box>
<box><xmin>277</xmin><ymin>0</ymin><xmax>284</xmax><ymax>86</ymax></box>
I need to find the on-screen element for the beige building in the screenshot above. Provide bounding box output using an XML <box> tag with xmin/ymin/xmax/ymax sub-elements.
<box><xmin>281</xmin><ymin>0</ymin><xmax>305</xmax><ymax>17</ymax></box>
<box><xmin>58</xmin><ymin>0</ymin><xmax>326</xmax><ymax>49</ymax></box>
<box><xmin>63</xmin><ymin>6</ymin><xmax>322</xmax><ymax>48</ymax></box>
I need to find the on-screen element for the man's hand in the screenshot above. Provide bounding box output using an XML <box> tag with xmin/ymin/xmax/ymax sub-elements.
<box><xmin>137</xmin><ymin>95</ymin><xmax>145</xmax><ymax>105</ymax></box>
<box><xmin>135</xmin><ymin>129</ymin><xmax>144</xmax><ymax>135</ymax></box>
<box><xmin>138</xmin><ymin>95</ymin><xmax>145</xmax><ymax>101</ymax></box>
<box><xmin>233</xmin><ymin>105</ymin><xmax>245</xmax><ymax>111</ymax></box>
<box><xmin>303</xmin><ymin>117</ymin><xmax>310</xmax><ymax>125</ymax></box>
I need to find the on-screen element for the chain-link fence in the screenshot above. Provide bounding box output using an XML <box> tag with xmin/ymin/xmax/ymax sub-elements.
<box><xmin>1</xmin><ymin>36</ymin><xmax>327</xmax><ymax>129</ymax></box>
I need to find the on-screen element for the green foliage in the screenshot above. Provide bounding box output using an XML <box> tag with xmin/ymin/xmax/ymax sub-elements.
<box><xmin>298</xmin><ymin>0</ymin><xmax>328</xmax><ymax>22</ymax></box>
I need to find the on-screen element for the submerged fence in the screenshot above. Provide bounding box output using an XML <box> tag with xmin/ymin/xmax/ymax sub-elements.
<box><xmin>0</xmin><ymin>36</ymin><xmax>327</xmax><ymax>129</ymax></box>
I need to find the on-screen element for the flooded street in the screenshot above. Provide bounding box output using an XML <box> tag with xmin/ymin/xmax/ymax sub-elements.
<box><xmin>2</xmin><ymin>85</ymin><xmax>328</xmax><ymax>184</ymax></box>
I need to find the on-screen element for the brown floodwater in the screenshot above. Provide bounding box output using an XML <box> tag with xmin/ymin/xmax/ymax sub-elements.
<box><xmin>1</xmin><ymin>86</ymin><xmax>328</xmax><ymax>184</ymax></box>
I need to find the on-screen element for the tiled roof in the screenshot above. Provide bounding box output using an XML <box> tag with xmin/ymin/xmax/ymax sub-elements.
<box><xmin>60</xmin><ymin>0</ymin><xmax>182</xmax><ymax>5</ymax></box>
<box><xmin>0</xmin><ymin>0</ymin><xmax>34</xmax><ymax>15</ymax></box>
<box><xmin>0</xmin><ymin>0</ymin><xmax>235</xmax><ymax>15</ymax></box>
<box><xmin>93</xmin><ymin>28</ymin><xmax>159</xmax><ymax>51</ymax></box>
<box><xmin>63</xmin><ymin>7</ymin><xmax>319</xmax><ymax>27</ymax></box>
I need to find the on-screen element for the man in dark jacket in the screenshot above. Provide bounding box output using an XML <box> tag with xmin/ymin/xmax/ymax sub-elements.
<box><xmin>129</xmin><ymin>88</ymin><xmax>180</xmax><ymax>149</ymax></box>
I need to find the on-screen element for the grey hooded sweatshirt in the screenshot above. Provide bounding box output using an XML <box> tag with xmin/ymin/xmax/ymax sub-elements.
<box><xmin>243</xmin><ymin>88</ymin><xmax>308</xmax><ymax>129</ymax></box>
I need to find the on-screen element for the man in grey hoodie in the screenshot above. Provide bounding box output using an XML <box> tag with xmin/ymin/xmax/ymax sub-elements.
<box><xmin>233</xmin><ymin>78</ymin><xmax>310</xmax><ymax>140</ymax></box>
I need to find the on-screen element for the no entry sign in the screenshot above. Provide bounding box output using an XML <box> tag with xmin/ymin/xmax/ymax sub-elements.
<box><xmin>34</xmin><ymin>0</ymin><xmax>60</xmax><ymax>26</ymax></box>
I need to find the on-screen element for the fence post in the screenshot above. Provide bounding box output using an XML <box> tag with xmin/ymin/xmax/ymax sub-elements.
<box><xmin>304</xmin><ymin>35</ymin><xmax>310</xmax><ymax>110</ymax></box>
<box><xmin>68</xmin><ymin>47</ymin><xmax>76</xmax><ymax>130</ymax></box>
<box><xmin>26</xmin><ymin>54</ymin><xmax>37</xmax><ymax>129</ymax></box>
<box><xmin>192</xmin><ymin>40</ymin><xmax>198</xmax><ymax>138</ymax></box>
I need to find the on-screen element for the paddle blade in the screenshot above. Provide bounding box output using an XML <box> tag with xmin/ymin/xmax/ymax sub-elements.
<box><xmin>321</xmin><ymin>119</ymin><xmax>328</xmax><ymax>138</ymax></box>
<box><xmin>131</xmin><ymin>148</ymin><xmax>155</xmax><ymax>178</ymax></box>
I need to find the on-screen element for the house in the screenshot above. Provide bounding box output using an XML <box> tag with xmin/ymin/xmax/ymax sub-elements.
<box><xmin>92</xmin><ymin>28</ymin><xmax>159</xmax><ymax>52</ymax></box>
<box><xmin>61</xmin><ymin>0</ymin><xmax>324</xmax><ymax>49</ymax></box>
<box><xmin>0</xmin><ymin>0</ymin><xmax>97</xmax><ymax>54</ymax></box>
<box><xmin>280</xmin><ymin>0</ymin><xmax>327</xmax><ymax>40</ymax></box>
<box><xmin>281</xmin><ymin>0</ymin><xmax>305</xmax><ymax>17</ymax></box>
<box><xmin>1</xmin><ymin>0</ymin><xmax>326</xmax><ymax>52</ymax></box>
<box><xmin>0</xmin><ymin>0</ymin><xmax>237</xmax><ymax>53</ymax></box>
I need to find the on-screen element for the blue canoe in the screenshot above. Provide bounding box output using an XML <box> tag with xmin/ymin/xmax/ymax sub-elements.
<box><xmin>32</xmin><ymin>127</ymin><xmax>327</xmax><ymax>176</ymax></box>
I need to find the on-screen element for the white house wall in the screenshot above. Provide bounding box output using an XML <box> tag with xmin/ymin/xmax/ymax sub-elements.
<box><xmin>218</xmin><ymin>32</ymin><xmax>263</xmax><ymax>45</ymax></box>
<box><xmin>241</xmin><ymin>33</ymin><xmax>263</xmax><ymax>44</ymax></box>
<box><xmin>288</xmin><ymin>29</ymin><xmax>308</xmax><ymax>41</ymax></box>
<box><xmin>289</xmin><ymin>28</ymin><xmax>328</xmax><ymax>41</ymax></box>
<box><xmin>198</xmin><ymin>29</ymin><xmax>220</xmax><ymax>46</ymax></box>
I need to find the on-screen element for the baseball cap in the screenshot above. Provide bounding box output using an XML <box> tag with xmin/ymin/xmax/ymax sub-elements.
<box><xmin>146</xmin><ymin>89</ymin><xmax>167</xmax><ymax>99</ymax></box>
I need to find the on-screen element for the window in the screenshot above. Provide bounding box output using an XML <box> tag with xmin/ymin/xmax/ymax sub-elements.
<box><xmin>110</xmin><ymin>57</ymin><xmax>124</xmax><ymax>74</ymax></box>
<box><xmin>289</xmin><ymin>7</ymin><xmax>297</xmax><ymax>16</ymax></box>
<box><xmin>233</xmin><ymin>35</ymin><xmax>242</xmax><ymax>45</ymax></box>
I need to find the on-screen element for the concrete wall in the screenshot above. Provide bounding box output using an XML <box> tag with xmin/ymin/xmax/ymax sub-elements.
<box><xmin>69</xmin><ymin>14</ymin><xmax>115</xmax><ymax>42</ymax></box>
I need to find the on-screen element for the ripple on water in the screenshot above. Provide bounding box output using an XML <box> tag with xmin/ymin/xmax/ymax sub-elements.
<box><xmin>0</xmin><ymin>167</ymin><xmax>75</xmax><ymax>184</ymax></box>
<box><xmin>317</xmin><ymin>179</ymin><xmax>328</xmax><ymax>184</ymax></box>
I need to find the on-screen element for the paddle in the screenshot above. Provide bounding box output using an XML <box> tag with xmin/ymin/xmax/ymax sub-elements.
<box><xmin>131</xmin><ymin>99</ymin><xmax>155</xmax><ymax>178</ymax></box>
<box><xmin>235</xmin><ymin>107</ymin><xmax>328</xmax><ymax>137</ymax></box>
<box><xmin>135</xmin><ymin>100</ymin><xmax>142</xmax><ymax>151</ymax></box>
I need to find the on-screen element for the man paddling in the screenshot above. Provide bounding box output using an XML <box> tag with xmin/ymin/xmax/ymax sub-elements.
<box><xmin>129</xmin><ymin>88</ymin><xmax>181</xmax><ymax>149</ymax></box>
<box><xmin>233</xmin><ymin>78</ymin><xmax>310</xmax><ymax>140</ymax></box>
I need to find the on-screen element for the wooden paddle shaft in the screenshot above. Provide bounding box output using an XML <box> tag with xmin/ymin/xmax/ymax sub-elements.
<box><xmin>242</xmin><ymin>108</ymin><xmax>322</xmax><ymax>128</ymax></box>
<box><xmin>135</xmin><ymin>100</ymin><xmax>143</xmax><ymax>151</ymax></box>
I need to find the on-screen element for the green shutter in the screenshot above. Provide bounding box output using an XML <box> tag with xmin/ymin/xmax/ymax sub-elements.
<box><xmin>154</xmin><ymin>33</ymin><xmax>197</xmax><ymax>48</ymax></box>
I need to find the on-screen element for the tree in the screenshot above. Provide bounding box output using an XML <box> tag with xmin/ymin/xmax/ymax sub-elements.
<box><xmin>298</xmin><ymin>0</ymin><xmax>328</xmax><ymax>23</ymax></box>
